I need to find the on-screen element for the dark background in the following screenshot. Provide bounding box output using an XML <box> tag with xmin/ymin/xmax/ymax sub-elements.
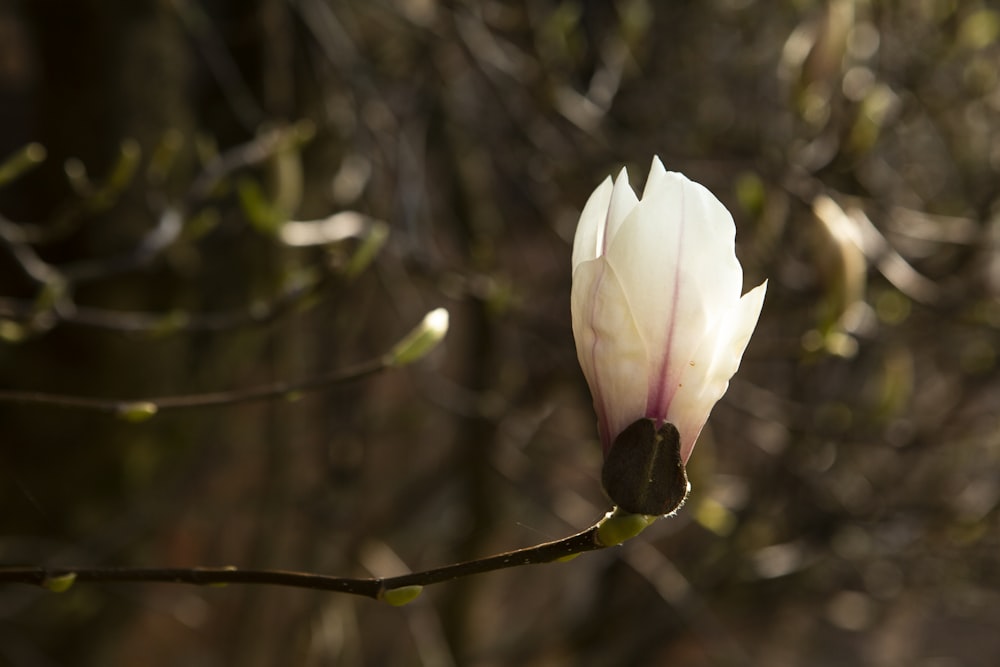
<box><xmin>1</xmin><ymin>1</ymin><xmax>999</xmax><ymax>665</ymax></box>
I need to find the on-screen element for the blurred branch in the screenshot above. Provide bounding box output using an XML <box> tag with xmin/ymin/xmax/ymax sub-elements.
<box><xmin>0</xmin><ymin>355</ymin><xmax>384</xmax><ymax>417</ymax></box>
<box><xmin>58</xmin><ymin>208</ymin><xmax>184</xmax><ymax>283</ymax></box>
<box><xmin>846</xmin><ymin>205</ymin><xmax>945</xmax><ymax>306</ymax></box>
<box><xmin>0</xmin><ymin>308</ymin><xmax>448</xmax><ymax>416</ymax></box>
<box><xmin>0</xmin><ymin>269</ymin><xmax>323</xmax><ymax>335</ymax></box>
<box><xmin>0</xmin><ymin>143</ymin><xmax>47</xmax><ymax>187</ymax></box>
<box><xmin>169</xmin><ymin>0</ymin><xmax>266</xmax><ymax>132</ymax></box>
<box><xmin>0</xmin><ymin>215</ymin><xmax>65</xmax><ymax>287</ymax></box>
<box><xmin>0</xmin><ymin>124</ymin><xmax>320</xmax><ymax>339</ymax></box>
<box><xmin>15</xmin><ymin>140</ymin><xmax>142</xmax><ymax>246</ymax></box>
<box><xmin>184</xmin><ymin>122</ymin><xmax>315</xmax><ymax>212</ymax></box>
<box><xmin>784</xmin><ymin>168</ymin><xmax>948</xmax><ymax>306</ymax></box>
<box><xmin>0</xmin><ymin>214</ymin><xmax>385</xmax><ymax>338</ymax></box>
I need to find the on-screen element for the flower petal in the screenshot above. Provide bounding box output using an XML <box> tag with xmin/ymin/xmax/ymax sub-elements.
<box><xmin>571</xmin><ymin>256</ymin><xmax>650</xmax><ymax>452</ymax></box>
<box><xmin>604</xmin><ymin>167</ymin><xmax>639</xmax><ymax>249</ymax></box>
<box><xmin>603</xmin><ymin>168</ymin><xmax>743</xmax><ymax>430</ymax></box>
<box><xmin>669</xmin><ymin>280</ymin><xmax>767</xmax><ymax>461</ymax></box>
<box><xmin>640</xmin><ymin>155</ymin><xmax>670</xmax><ymax>200</ymax></box>
<box><xmin>571</xmin><ymin>176</ymin><xmax>614</xmax><ymax>271</ymax></box>
<box><xmin>571</xmin><ymin>157</ymin><xmax>766</xmax><ymax>464</ymax></box>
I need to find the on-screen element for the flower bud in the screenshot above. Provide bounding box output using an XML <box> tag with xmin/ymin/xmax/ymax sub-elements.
<box><xmin>385</xmin><ymin>308</ymin><xmax>449</xmax><ymax>367</ymax></box>
<box><xmin>116</xmin><ymin>401</ymin><xmax>159</xmax><ymax>422</ymax></box>
<box><xmin>42</xmin><ymin>572</ymin><xmax>76</xmax><ymax>593</ymax></box>
<box><xmin>382</xmin><ymin>585</ymin><xmax>423</xmax><ymax>606</ymax></box>
<box><xmin>571</xmin><ymin>157</ymin><xmax>765</xmax><ymax>509</ymax></box>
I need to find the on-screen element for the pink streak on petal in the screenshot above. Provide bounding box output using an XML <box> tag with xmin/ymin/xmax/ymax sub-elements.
<box><xmin>646</xmin><ymin>273</ymin><xmax>679</xmax><ymax>422</ymax></box>
<box><xmin>645</xmin><ymin>187</ymin><xmax>686</xmax><ymax>425</ymax></box>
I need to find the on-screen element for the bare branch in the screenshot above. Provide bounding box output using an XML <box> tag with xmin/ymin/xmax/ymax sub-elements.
<box><xmin>0</xmin><ymin>511</ymin><xmax>646</xmax><ymax>602</ymax></box>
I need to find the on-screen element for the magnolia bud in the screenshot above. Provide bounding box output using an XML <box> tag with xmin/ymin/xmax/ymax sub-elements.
<box><xmin>383</xmin><ymin>585</ymin><xmax>423</xmax><ymax>606</ymax></box>
<box><xmin>385</xmin><ymin>308</ymin><xmax>449</xmax><ymax>367</ymax></box>
<box><xmin>571</xmin><ymin>157</ymin><xmax>766</xmax><ymax>502</ymax></box>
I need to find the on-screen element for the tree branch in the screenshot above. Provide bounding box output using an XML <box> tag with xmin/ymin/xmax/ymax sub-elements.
<box><xmin>0</xmin><ymin>511</ymin><xmax>650</xmax><ymax>603</ymax></box>
<box><xmin>0</xmin><ymin>307</ymin><xmax>449</xmax><ymax>416</ymax></box>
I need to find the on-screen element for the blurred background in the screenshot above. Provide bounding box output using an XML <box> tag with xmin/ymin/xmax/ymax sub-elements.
<box><xmin>1</xmin><ymin>0</ymin><xmax>999</xmax><ymax>665</ymax></box>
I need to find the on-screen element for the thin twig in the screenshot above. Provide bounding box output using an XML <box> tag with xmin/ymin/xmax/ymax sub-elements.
<box><xmin>0</xmin><ymin>216</ymin><xmax>65</xmax><ymax>287</ymax></box>
<box><xmin>185</xmin><ymin>124</ymin><xmax>312</xmax><ymax>211</ymax></box>
<box><xmin>0</xmin><ymin>514</ymin><xmax>621</xmax><ymax>600</ymax></box>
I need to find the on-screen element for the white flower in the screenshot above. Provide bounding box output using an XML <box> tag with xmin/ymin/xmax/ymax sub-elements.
<box><xmin>571</xmin><ymin>157</ymin><xmax>766</xmax><ymax>469</ymax></box>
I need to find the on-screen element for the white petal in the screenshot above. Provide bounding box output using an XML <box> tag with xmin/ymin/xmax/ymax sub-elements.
<box><xmin>571</xmin><ymin>159</ymin><xmax>765</xmax><ymax>461</ymax></box>
<box><xmin>604</xmin><ymin>167</ymin><xmax>639</xmax><ymax>247</ymax></box>
<box><xmin>571</xmin><ymin>176</ymin><xmax>614</xmax><ymax>271</ymax></box>
<box><xmin>640</xmin><ymin>156</ymin><xmax>669</xmax><ymax>200</ymax></box>
<box><xmin>603</xmin><ymin>171</ymin><xmax>743</xmax><ymax>423</ymax></box>
<box><xmin>571</xmin><ymin>257</ymin><xmax>650</xmax><ymax>452</ymax></box>
<box><xmin>669</xmin><ymin>280</ymin><xmax>767</xmax><ymax>461</ymax></box>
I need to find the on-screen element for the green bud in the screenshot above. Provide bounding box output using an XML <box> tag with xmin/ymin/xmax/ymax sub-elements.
<box><xmin>383</xmin><ymin>585</ymin><xmax>423</xmax><ymax>607</ymax></box>
<box><xmin>345</xmin><ymin>221</ymin><xmax>389</xmax><ymax>278</ymax></box>
<box><xmin>553</xmin><ymin>552</ymin><xmax>581</xmax><ymax>563</ymax></box>
<box><xmin>117</xmin><ymin>401</ymin><xmax>159</xmax><ymax>422</ymax></box>
<box><xmin>207</xmin><ymin>566</ymin><xmax>237</xmax><ymax>587</ymax></box>
<box><xmin>385</xmin><ymin>309</ymin><xmax>449</xmax><ymax>367</ymax></box>
<box><xmin>42</xmin><ymin>573</ymin><xmax>76</xmax><ymax>593</ymax></box>
<box><xmin>238</xmin><ymin>177</ymin><xmax>284</xmax><ymax>235</ymax></box>
<box><xmin>0</xmin><ymin>142</ymin><xmax>46</xmax><ymax>186</ymax></box>
<box><xmin>0</xmin><ymin>319</ymin><xmax>28</xmax><ymax>343</ymax></box>
<box><xmin>596</xmin><ymin>510</ymin><xmax>656</xmax><ymax>547</ymax></box>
